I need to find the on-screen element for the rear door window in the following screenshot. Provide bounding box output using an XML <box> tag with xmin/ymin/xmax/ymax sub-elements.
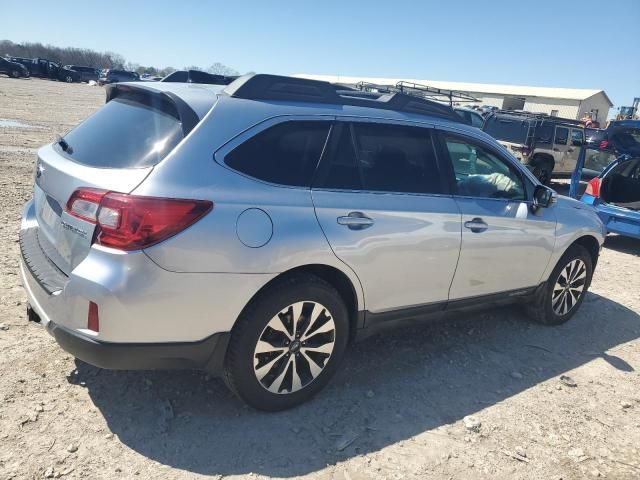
<box><xmin>316</xmin><ymin>122</ymin><xmax>442</xmax><ymax>194</ymax></box>
<box><xmin>554</xmin><ymin>127</ymin><xmax>569</xmax><ymax>145</ymax></box>
<box><xmin>59</xmin><ymin>95</ymin><xmax>184</xmax><ymax>168</ymax></box>
<box><xmin>353</xmin><ymin>123</ymin><xmax>442</xmax><ymax>194</ymax></box>
<box><xmin>224</xmin><ymin>121</ymin><xmax>331</xmax><ymax>187</ymax></box>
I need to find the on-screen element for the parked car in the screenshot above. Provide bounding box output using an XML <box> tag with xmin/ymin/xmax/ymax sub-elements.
<box><xmin>97</xmin><ymin>69</ymin><xmax>139</xmax><ymax>85</ymax></box>
<box><xmin>161</xmin><ymin>69</ymin><xmax>237</xmax><ymax>85</ymax></box>
<box><xmin>585</xmin><ymin>120</ymin><xmax>640</xmax><ymax>157</ymax></box>
<box><xmin>570</xmin><ymin>145</ymin><xmax>640</xmax><ymax>239</ymax></box>
<box><xmin>57</xmin><ymin>66</ymin><xmax>83</xmax><ymax>83</ymax></box>
<box><xmin>0</xmin><ymin>57</ymin><xmax>29</xmax><ymax>78</ymax></box>
<box><xmin>64</xmin><ymin>65</ymin><xmax>99</xmax><ymax>83</ymax></box>
<box><xmin>20</xmin><ymin>74</ymin><xmax>604</xmax><ymax>411</ymax></box>
<box><xmin>483</xmin><ymin>111</ymin><xmax>585</xmax><ymax>184</ymax></box>
<box><xmin>454</xmin><ymin>107</ymin><xmax>485</xmax><ymax>128</ymax></box>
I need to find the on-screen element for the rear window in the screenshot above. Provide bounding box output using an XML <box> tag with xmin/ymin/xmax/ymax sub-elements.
<box><xmin>483</xmin><ymin>116</ymin><xmax>529</xmax><ymax>144</ymax></box>
<box><xmin>59</xmin><ymin>96</ymin><xmax>184</xmax><ymax>168</ymax></box>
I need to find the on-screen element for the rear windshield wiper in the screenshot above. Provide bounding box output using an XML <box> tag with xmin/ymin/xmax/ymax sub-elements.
<box><xmin>56</xmin><ymin>135</ymin><xmax>73</xmax><ymax>154</ymax></box>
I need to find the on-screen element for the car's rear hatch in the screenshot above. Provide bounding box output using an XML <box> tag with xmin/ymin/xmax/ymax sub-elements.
<box><xmin>31</xmin><ymin>83</ymin><xmax>204</xmax><ymax>276</ymax></box>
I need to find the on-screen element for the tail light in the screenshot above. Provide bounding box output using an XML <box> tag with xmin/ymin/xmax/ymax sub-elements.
<box><xmin>585</xmin><ymin>177</ymin><xmax>601</xmax><ymax>198</ymax></box>
<box><xmin>66</xmin><ymin>188</ymin><xmax>213</xmax><ymax>251</ymax></box>
<box><xmin>599</xmin><ymin>140</ymin><xmax>609</xmax><ymax>149</ymax></box>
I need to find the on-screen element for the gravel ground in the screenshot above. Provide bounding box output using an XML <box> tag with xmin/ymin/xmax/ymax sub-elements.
<box><xmin>1</xmin><ymin>77</ymin><xmax>639</xmax><ymax>480</ymax></box>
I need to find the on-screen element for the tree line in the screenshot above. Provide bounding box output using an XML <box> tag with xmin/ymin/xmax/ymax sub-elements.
<box><xmin>0</xmin><ymin>40</ymin><xmax>239</xmax><ymax>77</ymax></box>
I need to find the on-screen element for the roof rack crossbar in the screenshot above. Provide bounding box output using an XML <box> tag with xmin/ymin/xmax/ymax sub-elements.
<box><xmin>355</xmin><ymin>81</ymin><xmax>480</xmax><ymax>106</ymax></box>
<box><xmin>223</xmin><ymin>74</ymin><xmax>463</xmax><ymax>123</ymax></box>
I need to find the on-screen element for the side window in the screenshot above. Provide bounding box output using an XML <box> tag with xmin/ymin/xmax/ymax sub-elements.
<box><xmin>225</xmin><ymin>121</ymin><xmax>330</xmax><ymax>187</ymax></box>
<box><xmin>352</xmin><ymin>123</ymin><xmax>442</xmax><ymax>194</ymax></box>
<box><xmin>571</xmin><ymin>129</ymin><xmax>584</xmax><ymax>147</ymax></box>
<box><xmin>318</xmin><ymin>124</ymin><xmax>361</xmax><ymax>190</ymax></box>
<box><xmin>554</xmin><ymin>127</ymin><xmax>569</xmax><ymax>145</ymax></box>
<box><xmin>470</xmin><ymin>113</ymin><xmax>485</xmax><ymax>128</ymax></box>
<box><xmin>444</xmin><ymin>137</ymin><xmax>526</xmax><ymax>200</ymax></box>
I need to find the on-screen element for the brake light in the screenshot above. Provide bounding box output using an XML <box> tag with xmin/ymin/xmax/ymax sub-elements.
<box><xmin>599</xmin><ymin>140</ymin><xmax>609</xmax><ymax>149</ymax></box>
<box><xmin>585</xmin><ymin>177</ymin><xmax>601</xmax><ymax>198</ymax></box>
<box><xmin>66</xmin><ymin>188</ymin><xmax>213</xmax><ymax>251</ymax></box>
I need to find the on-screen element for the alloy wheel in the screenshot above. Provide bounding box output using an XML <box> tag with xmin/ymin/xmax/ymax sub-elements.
<box><xmin>551</xmin><ymin>259</ymin><xmax>587</xmax><ymax>316</ymax></box>
<box><xmin>253</xmin><ymin>301</ymin><xmax>336</xmax><ymax>394</ymax></box>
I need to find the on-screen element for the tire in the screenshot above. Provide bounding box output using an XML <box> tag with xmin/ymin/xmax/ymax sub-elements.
<box><xmin>526</xmin><ymin>245</ymin><xmax>593</xmax><ymax>325</ymax></box>
<box><xmin>223</xmin><ymin>274</ymin><xmax>349</xmax><ymax>411</ymax></box>
<box><xmin>532</xmin><ymin>159</ymin><xmax>553</xmax><ymax>185</ymax></box>
<box><xmin>10</xmin><ymin>70</ymin><xmax>19</xmax><ymax>78</ymax></box>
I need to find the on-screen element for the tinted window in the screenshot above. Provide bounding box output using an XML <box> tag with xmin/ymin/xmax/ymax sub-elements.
<box><xmin>536</xmin><ymin>124</ymin><xmax>554</xmax><ymax>144</ymax></box>
<box><xmin>60</xmin><ymin>96</ymin><xmax>183</xmax><ymax>168</ymax></box>
<box><xmin>225</xmin><ymin>121</ymin><xmax>330</xmax><ymax>187</ymax></box>
<box><xmin>554</xmin><ymin>127</ymin><xmax>568</xmax><ymax>145</ymax></box>
<box><xmin>571</xmin><ymin>129</ymin><xmax>584</xmax><ymax>146</ymax></box>
<box><xmin>483</xmin><ymin>116</ymin><xmax>530</xmax><ymax>145</ymax></box>
<box><xmin>352</xmin><ymin>123</ymin><xmax>441</xmax><ymax>194</ymax></box>
<box><xmin>470</xmin><ymin>112</ymin><xmax>485</xmax><ymax>128</ymax></box>
<box><xmin>445</xmin><ymin>137</ymin><xmax>525</xmax><ymax>200</ymax></box>
<box><xmin>318</xmin><ymin>124</ymin><xmax>361</xmax><ymax>190</ymax></box>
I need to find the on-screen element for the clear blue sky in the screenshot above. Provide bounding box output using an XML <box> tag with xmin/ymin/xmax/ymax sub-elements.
<box><xmin>3</xmin><ymin>0</ymin><xmax>639</xmax><ymax>111</ymax></box>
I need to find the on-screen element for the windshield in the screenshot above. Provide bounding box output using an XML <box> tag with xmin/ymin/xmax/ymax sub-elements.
<box><xmin>60</xmin><ymin>96</ymin><xmax>184</xmax><ymax>168</ymax></box>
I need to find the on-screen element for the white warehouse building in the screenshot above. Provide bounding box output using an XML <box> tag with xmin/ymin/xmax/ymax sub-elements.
<box><xmin>295</xmin><ymin>74</ymin><xmax>613</xmax><ymax>125</ymax></box>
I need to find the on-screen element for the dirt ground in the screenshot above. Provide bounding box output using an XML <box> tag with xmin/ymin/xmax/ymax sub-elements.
<box><xmin>0</xmin><ymin>77</ymin><xmax>639</xmax><ymax>480</ymax></box>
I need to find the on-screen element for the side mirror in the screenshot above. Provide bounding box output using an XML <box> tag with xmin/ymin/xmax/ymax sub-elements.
<box><xmin>532</xmin><ymin>184</ymin><xmax>556</xmax><ymax>210</ymax></box>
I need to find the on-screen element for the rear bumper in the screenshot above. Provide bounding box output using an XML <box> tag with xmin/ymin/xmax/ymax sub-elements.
<box><xmin>44</xmin><ymin>317</ymin><xmax>229</xmax><ymax>373</ymax></box>
<box><xmin>20</xmin><ymin>199</ymin><xmax>275</xmax><ymax>346</ymax></box>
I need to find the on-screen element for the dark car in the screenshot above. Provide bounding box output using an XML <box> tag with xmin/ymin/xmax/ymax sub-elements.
<box><xmin>11</xmin><ymin>57</ymin><xmax>63</xmax><ymax>80</ymax></box>
<box><xmin>65</xmin><ymin>65</ymin><xmax>99</xmax><ymax>83</ymax></box>
<box><xmin>585</xmin><ymin>120</ymin><xmax>640</xmax><ymax>157</ymax></box>
<box><xmin>161</xmin><ymin>69</ymin><xmax>237</xmax><ymax>85</ymax></box>
<box><xmin>97</xmin><ymin>69</ymin><xmax>139</xmax><ymax>85</ymax></box>
<box><xmin>0</xmin><ymin>57</ymin><xmax>29</xmax><ymax>78</ymax></box>
<box><xmin>57</xmin><ymin>66</ymin><xmax>83</xmax><ymax>83</ymax></box>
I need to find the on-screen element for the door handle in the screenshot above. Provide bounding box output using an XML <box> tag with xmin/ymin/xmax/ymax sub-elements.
<box><xmin>464</xmin><ymin>217</ymin><xmax>488</xmax><ymax>233</ymax></box>
<box><xmin>553</xmin><ymin>147</ymin><xmax>560</xmax><ymax>152</ymax></box>
<box><xmin>567</xmin><ymin>148</ymin><xmax>574</xmax><ymax>152</ymax></box>
<box><xmin>337</xmin><ymin>212</ymin><xmax>374</xmax><ymax>230</ymax></box>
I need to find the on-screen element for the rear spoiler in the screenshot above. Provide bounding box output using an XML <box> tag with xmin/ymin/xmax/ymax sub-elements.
<box><xmin>105</xmin><ymin>83</ymin><xmax>200</xmax><ymax>136</ymax></box>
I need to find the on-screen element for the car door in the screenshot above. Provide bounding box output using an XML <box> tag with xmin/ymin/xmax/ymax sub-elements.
<box><xmin>552</xmin><ymin>126</ymin><xmax>570</xmax><ymax>172</ymax></box>
<box><xmin>564</xmin><ymin>128</ymin><xmax>584</xmax><ymax>172</ymax></box>
<box><xmin>438</xmin><ymin>131</ymin><xmax>556</xmax><ymax>300</ymax></box>
<box><xmin>312</xmin><ymin>120</ymin><xmax>462</xmax><ymax>316</ymax></box>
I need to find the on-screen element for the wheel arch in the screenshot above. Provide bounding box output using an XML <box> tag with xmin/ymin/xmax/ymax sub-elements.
<box><xmin>237</xmin><ymin>264</ymin><xmax>363</xmax><ymax>342</ymax></box>
<box><xmin>571</xmin><ymin>235</ymin><xmax>600</xmax><ymax>270</ymax></box>
<box><xmin>531</xmin><ymin>152</ymin><xmax>555</xmax><ymax>169</ymax></box>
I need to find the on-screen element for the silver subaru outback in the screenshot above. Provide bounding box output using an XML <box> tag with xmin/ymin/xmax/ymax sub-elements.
<box><xmin>20</xmin><ymin>74</ymin><xmax>605</xmax><ymax>411</ymax></box>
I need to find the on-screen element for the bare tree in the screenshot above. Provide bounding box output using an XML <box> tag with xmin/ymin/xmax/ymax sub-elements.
<box><xmin>206</xmin><ymin>63</ymin><xmax>239</xmax><ymax>76</ymax></box>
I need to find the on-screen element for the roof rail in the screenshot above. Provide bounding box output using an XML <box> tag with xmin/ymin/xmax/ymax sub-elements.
<box><xmin>223</xmin><ymin>74</ymin><xmax>463</xmax><ymax>122</ymax></box>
